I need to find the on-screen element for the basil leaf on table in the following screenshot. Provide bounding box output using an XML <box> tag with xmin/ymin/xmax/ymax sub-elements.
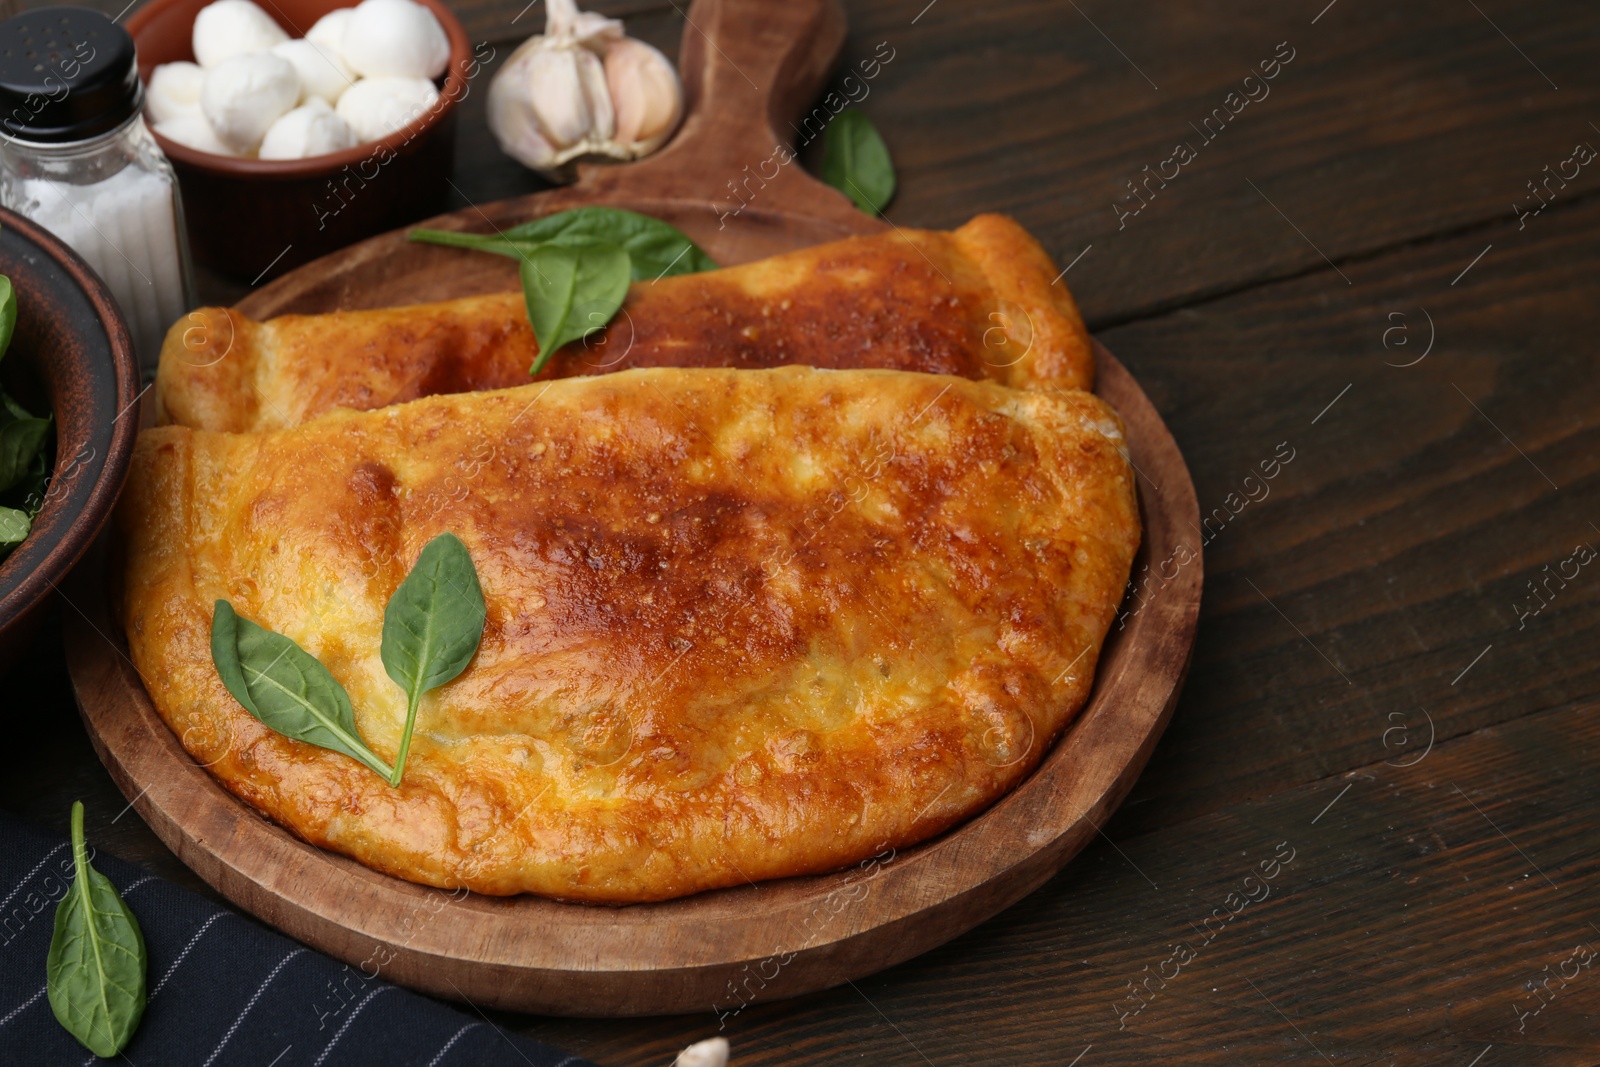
<box><xmin>822</xmin><ymin>109</ymin><xmax>896</xmax><ymax>216</ymax></box>
<box><xmin>210</xmin><ymin>600</ymin><xmax>394</xmax><ymax>780</ymax></box>
<box><xmin>48</xmin><ymin>800</ymin><xmax>147</xmax><ymax>1058</ymax></box>
<box><xmin>381</xmin><ymin>532</ymin><xmax>486</xmax><ymax>786</ymax></box>
<box><xmin>521</xmin><ymin>242</ymin><xmax>633</xmax><ymax>374</ymax></box>
<box><xmin>410</xmin><ymin>206</ymin><xmax>716</xmax><ymax>281</ymax></box>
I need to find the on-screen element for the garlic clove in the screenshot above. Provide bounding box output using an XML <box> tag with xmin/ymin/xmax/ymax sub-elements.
<box><xmin>486</xmin><ymin>46</ymin><xmax>560</xmax><ymax>170</ymax></box>
<box><xmin>272</xmin><ymin>39</ymin><xmax>356</xmax><ymax>106</ymax></box>
<box><xmin>191</xmin><ymin>0</ymin><xmax>289</xmax><ymax>69</ymax></box>
<box><xmin>604</xmin><ymin>37</ymin><xmax>681</xmax><ymax>155</ymax></box>
<box><xmin>335</xmin><ymin>76</ymin><xmax>440</xmax><ymax>141</ymax></box>
<box><xmin>576</xmin><ymin>45</ymin><xmax>615</xmax><ymax>144</ymax></box>
<box><xmin>341</xmin><ymin>0</ymin><xmax>450</xmax><ymax>80</ymax></box>
<box><xmin>674</xmin><ymin>1038</ymin><xmax>730</xmax><ymax>1067</ymax></box>
<box><xmin>525</xmin><ymin>46</ymin><xmax>595</xmax><ymax>150</ymax></box>
<box><xmin>146</xmin><ymin>61</ymin><xmax>206</xmax><ymax>124</ymax></box>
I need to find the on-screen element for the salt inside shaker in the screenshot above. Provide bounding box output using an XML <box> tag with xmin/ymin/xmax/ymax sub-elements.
<box><xmin>0</xmin><ymin>7</ymin><xmax>196</xmax><ymax>374</ymax></box>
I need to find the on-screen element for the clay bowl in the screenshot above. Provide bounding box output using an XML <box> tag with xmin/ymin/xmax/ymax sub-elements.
<box><xmin>0</xmin><ymin>208</ymin><xmax>138</xmax><ymax>675</ymax></box>
<box><xmin>125</xmin><ymin>0</ymin><xmax>474</xmax><ymax>281</ymax></box>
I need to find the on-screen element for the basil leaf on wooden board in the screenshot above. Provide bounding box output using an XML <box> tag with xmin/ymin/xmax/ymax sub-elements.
<box><xmin>822</xmin><ymin>109</ymin><xmax>896</xmax><ymax>216</ymax></box>
<box><xmin>0</xmin><ymin>275</ymin><xmax>16</xmax><ymax>363</ymax></box>
<box><xmin>210</xmin><ymin>600</ymin><xmax>394</xmax><ymax>779</ymax></box>
<box><xmin>48</xmin><ymin>801</ymin><xmax>147</xmax><ymax>1058</ymax></box>
<box><xmin>0</xmin><ymin>504</ymin><xmax>29</xmax><ymax>547</ymax></box>
<box><xmin>409</xmin><ymin>206</ymin><xmax>716</xmax><ymax>281</ymax></box>
<box><xmin>381</xmin><ymin>532</ymin><xmax>486</xmax><ymax>786</ymax></box>
<box><xmin>0</xmin><ymin>411</ymin><xmax>51</xmax><ymax>492</ymax></box>
<box><xmin>501</xmin><ymin>207</ymin><xmax>717</xmax><ymax>279</ymax></box>
<box><xmin>521</xmin><ymin>242</ymin><xmax>633</xmax><ymax>374</ymax></box>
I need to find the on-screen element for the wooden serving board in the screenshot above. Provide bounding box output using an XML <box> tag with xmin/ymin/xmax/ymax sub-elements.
<box><xmin>64</xmin><ymin>0</ymin><xmax>1201</xmax><ymax>1017</ymax></box>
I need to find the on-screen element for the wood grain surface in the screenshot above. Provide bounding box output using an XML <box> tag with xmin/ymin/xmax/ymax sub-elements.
<box><xmin>4</xmin><ymin>0</ymin><xmax>1598</xmax><ymax>1062</ymax></box>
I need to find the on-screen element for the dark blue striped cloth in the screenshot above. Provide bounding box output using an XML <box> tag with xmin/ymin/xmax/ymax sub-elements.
<box><xmin>0</xmin><ymin>812</ymin><xmax>597</xmax><ymax>1066</ymax></box>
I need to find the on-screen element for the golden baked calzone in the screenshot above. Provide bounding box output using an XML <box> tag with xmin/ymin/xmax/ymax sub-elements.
<box><xmin>119</xmin><ymin>367</ymin><xmax>1139</xmax><ymax>902</ymax></box>
<box><xmin>155</xmin><ymin>214</ymin><xmax>1092</xmax><ymax>433</ymax></box>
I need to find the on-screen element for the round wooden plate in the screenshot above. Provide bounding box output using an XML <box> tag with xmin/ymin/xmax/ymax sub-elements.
<box><xmin>64</xmin><ymin>0</ymin><xmax>1201</xmax><ymax>1017</ymax></box>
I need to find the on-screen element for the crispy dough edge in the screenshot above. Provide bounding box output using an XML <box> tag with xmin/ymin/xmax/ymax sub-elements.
<box><xmin>952</xmin><ymin>213</ymin><xmax>1096</xmax><ymax>393</ymax></box>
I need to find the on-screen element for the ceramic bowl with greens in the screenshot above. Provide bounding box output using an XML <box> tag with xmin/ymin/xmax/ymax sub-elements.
<box><xmin>0</xmin><ymin>209</ymin><xmax>138</xmax><ymax>674</ymax></box>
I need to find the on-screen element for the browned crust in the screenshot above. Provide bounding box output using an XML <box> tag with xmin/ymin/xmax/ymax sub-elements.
<box><xmin>121</xmin><ymin>367</ymin><xmax>1139</xmax><ymax>902</ymax></box>
<box><xmin>156</xmin><ymin>215</ymin><xmax>1095</xmax><ymax>433</ymax></box>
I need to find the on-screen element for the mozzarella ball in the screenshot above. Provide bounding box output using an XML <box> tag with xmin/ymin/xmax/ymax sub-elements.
<box><xmin>335</xmin><ymin>75</ymin><xmax>438</xmax><ymax>141</ymax></box>
<box><xmin>341</xmin><ymin>0</ymin><xmax>449</xmax><ymax>80</ymax></box>
<box><xmin>201</xmin><ymin>53</ymin><xmax>301</xmax><ymax>153</ymax></box>
<box><xmin>305</xmin><ymin>8</ymin><xmax>355</xmax><ymax>67</ymax></box>
<box><xmin>154</xmin><ymin>112</ymin><xmax>237</xmax><ymax>155</ymax></box>
<box><xmin>259</xmin><ymin>98</ymin><xmax>359</xmax><ymax>159</ymax></box>
<box><xmin>272</xmin><ymin>39</ymin><xmax>355</xmax><ymax>104</ymax></box>
<box><xmin>191</xmin><ymin>0</ymin><xmax>288</xmax><ymax>68</ymax></box>
<box><xmin>146</xmin><ymin>61</ymin><xmax>205</xmax><ymax>123</ymax></box>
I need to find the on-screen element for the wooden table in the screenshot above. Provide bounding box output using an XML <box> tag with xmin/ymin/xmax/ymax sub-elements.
<box><xmin>6</xmin><ymin>0</ymin><xmax>1600</xmax><ymax>1062</ymax></box>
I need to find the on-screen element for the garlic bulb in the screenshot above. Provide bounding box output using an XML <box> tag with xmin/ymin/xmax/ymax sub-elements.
<box><xmin>487</xmin><ymin>0</ymin><xmax>682</xmax><ymax>181</ymax></box>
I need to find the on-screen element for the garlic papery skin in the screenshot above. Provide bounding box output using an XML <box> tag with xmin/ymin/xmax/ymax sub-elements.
<box><xmin>486</xmin><ymin>0</ymin><xmax>682</xmax><ymax>182</ymax></box>
<box><xmin>604</xmin><ymin>37</ymin><xmax>681</xmax><ymax>156</ymax></box>
<box><xmin>528</xmin><ymin>44</ymin><xmax>613</xmax><ymax>149</ymax></box>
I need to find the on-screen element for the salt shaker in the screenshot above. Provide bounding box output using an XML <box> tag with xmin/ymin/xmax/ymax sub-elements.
<box><xmin>0</xmin><ymin>7</ymin><xmax>196</xmax><ymax>375</ymax></box>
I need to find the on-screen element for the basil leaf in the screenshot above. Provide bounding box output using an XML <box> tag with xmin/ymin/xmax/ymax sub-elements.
<box><xmin>381</xmin><ymin>532</ymin><xmax>485</xmax><ymax>786</ymax></box>
<box><xmin>0</xmin><ymin>504</ymin><xmax>28</xmax><ymax>549</ymax></box>
<box><xmin>521</xmin><ymin>242</ymin><xmax>632</xmax><ymax>374</ymax></box>
<box><xmin>0</xmin><ymin>275</ymin><xmax>16</xmax><ymax>363</ymax></box>
<box><xmin>502</xmin><ymin>207</ymin><xmax>717</xmax><ymax>279</ymax></box>
<box><xmin>48</xmin><ymin>801</ymin><xmax>147</xmax><ymax>1058</ymax></box>
<box><xmin>210</xmin><ymin>600</ymin><xmax>394</xmax><ymax>779</ymax></box>
<box><xmin>0</xmin><ymin>411</ymin><xmax>51</xmax><ymax>492</ymax></box>
<box><xmin>410</xmin><ymin>206</ymin><xmax>716</xmax><ymax>281</ymax></box>
<box><xmin>822</xmin><ymin>109</ymin><xmax>896</xmax><ymax>216</ymax></box>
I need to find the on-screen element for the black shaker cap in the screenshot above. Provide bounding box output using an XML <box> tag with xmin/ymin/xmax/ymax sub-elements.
<box><xmin>0</xmin><ymin>7</ymin><xmax>140</xmax><ymax>144</ymax></box>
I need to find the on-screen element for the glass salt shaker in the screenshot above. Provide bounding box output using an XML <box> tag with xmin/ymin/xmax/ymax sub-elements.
<box><xmin>0</xmin><ymin>7</ymin><xmax>196</xmax><ymax>375</ymax></box>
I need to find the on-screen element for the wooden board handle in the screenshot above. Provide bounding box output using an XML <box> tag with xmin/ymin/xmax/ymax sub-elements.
<box><xmin>573</xmin><ymin>0</ymin><xmax>864</xmax><ymax>227</ymax></box>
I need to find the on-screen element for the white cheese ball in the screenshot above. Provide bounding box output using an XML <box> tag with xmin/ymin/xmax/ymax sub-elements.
<box><xmin>335</xmin><ymin>75</ymin><xmax>438</xmax><ymax>141</ymax></box>
<box><xmin>305</xmin><ymin>8</ymin><xmax>354</xmax><ymax>65</ymax></box>
<box><xmin>191</xmin><ymin>0</ymin><xmax>289</xmax><ymax>69</ymax></box>
<box><xmin>271</xmin><ymin>39</ymin><xmax>354</xmax><ymax>104</ymax></box>
<box><xmin>146</xmin><ymin>61</ymin><xmax>205</xmax><ymax>123</ymax></box>
<box><xmin>340</xmin><ymin>0</ymin><xmax>449</xmax><ymax>80</ymax></box>
<box><xmin>200</xmin><ymin>53</ymin><xmax>301</xmax><ymax>153</ymax></box>
<box><xmin>154</xmin><ymin>112</ymin><xmax>237</xmax><ymax>155</ymax></box>
<box><xmin>259</xmin><ymin>98</ymin><xmax>359</xmax><ymax>159</ymax></box>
